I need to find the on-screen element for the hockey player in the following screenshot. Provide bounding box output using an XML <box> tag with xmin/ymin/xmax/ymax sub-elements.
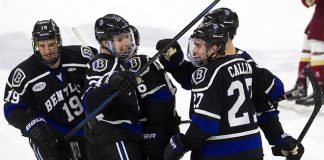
<box><xmin>127</xmin><ymin>25</ymin><xmax>180</xmax><ymax>160</ymax></box>
<box><xmin>289</xmin><ymin>0</ymin><xmax>324</xmax><ymax>104</ymax></box>
<box><xmin>82</xmin><ymin>14</ymin><xmax>144</xmax><ymax>159</ymax></box>
<box><xmin>163</xmin><ymin>22</ymin><xmax>304</xmax><ymax>160</ymax></box>
<box><xmin>3</xmin><ymin>19</ymin><xmax>97</xmax><ymax>160</ymax></box>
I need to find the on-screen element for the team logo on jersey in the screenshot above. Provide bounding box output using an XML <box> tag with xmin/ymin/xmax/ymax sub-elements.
<box><xmin>127</xmin><ymin>57</ymin><xmax>141</xmax><ymax>73</ymax></box>
<box><xmin>192</xmin><ymin>67</ymin><xmax>207</xmax><ymax>85</ymax></box>
<box><xmin>12</xmin><ymin>68</ymin><xmax>26</xmax><ymax>87</ymax></box>
<box><xmin>81</xmin><ymin>46</ymin><xmax>94</xmax><ymax>60</ymax></box>
<box><xmin>32</xmin><ymin>82</ymin><xmax>46</xmax><ymax>92</ymax></box>
<box><xmin>92</xmin><ymin>58</ymin><xmax>108</xmax><ymax>72</ymax></box>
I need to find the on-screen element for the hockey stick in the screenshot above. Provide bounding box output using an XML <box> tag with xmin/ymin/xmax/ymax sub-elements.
<box><xmin>296</xmin><ymin>68</ymin><xmax>322</xmax><ymax>142</ymax></box>
<box><xmin>72</xmin><ymin>27</ymin><xmax>90</xmax><ymax>46</ymax></box>
<box><xmin>284</xmin><ymin>68</ymin><xmax>322</xmax><ymax>160</ymax></box>
<box><xmin>64</xmin><ymin>0</ymin><xmax>221</xmax><ymax>140</ymax></box>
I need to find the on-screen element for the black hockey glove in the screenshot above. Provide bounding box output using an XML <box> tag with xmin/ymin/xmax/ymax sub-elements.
<box><xmin>24</xmin><ymin>118</ymin><xmax>58</xmax><ymax>151</ymax></box>
<box><xmin>108</xmin><ymin>71</ymin><xmax>138</xmax><ymax>95</ymax></box>
<box><xmin>163</xmin><ymin>134</ymin><xmax>189</xmax><ymax>160</ymax></box>
<box><xmin>271</xmin><ymin>133</ymin><xmax>304</xmax><ymax>160</ymax></box>
<box><xmin>143</xmin><ymin>127</ymin><xmax>164</xmax><ymax>159</ymax></box>
<box><xmin>156</xmin><ymin>39</ymin><xmax>184</xmax><ymax>71</ymax></box>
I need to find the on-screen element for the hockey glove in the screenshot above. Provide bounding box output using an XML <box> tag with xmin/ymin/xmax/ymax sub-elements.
<box><xmin>24</xmin><ymin>118</ymin><xmax>58</xmax><ymax>151</ymax></box>
<box><xmin>156</xmin><ymin>39</ymin><xmax>184</xmax><ymax>71</ymax></box>
<box><xmin>108</xmin><ymin>71</ymin><xmax>138</xmax><ymax>95</ymax></box>
<box><xmin>271</xmin><ymin>133</ymin><xmax>304</xmax><ymax>160</ymax></box>
<box><xmin>143</xmin><ymin>128</ymin><xmax>163</xmax><ymax>160</ymax></box>
<box><xmin>163</xmin><ymin>134</ymin><xmax>189</xmax><ymax>160</ymax></box>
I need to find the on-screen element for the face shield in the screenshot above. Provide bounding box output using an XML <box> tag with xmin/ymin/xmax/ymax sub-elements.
<box><xmin>33</xmin><ymin>38</ymin><xmax>60</xmax><ymax>66</ymax></box>
<box><xmin>187</xmin><ymin>38</ymin><xmax>209</xmax><ymax>67</ymax></box>
<box><xmin>107</xmin><ymin>31</ymin><xmax>136</xmax><ymax>60</ymax></box>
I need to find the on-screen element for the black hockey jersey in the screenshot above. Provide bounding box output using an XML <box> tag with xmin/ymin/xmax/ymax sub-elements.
<box><xmin>125</xmin><ymin>55</ymin><xmax>177</xmax><ymax>126</ymax></box>
<box><xmin>82</xmin><ymin>53</ymin><xmax>141</xmax><ymax>127</ymax></box>
<box><xmin>185</xmin><ymin>54</ymin><xmax>268</xmax><ymax>159</ymax></box>
<box><xmin>3</xmin><ymin>45</ymin><xmax>97</xmax><ymax>138</ymax></box>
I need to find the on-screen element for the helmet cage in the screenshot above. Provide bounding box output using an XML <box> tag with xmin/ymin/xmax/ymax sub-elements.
<box><xmin>32</xmin><ymin>19</ymin><xmax>61</xmax><ymax>66</ymax></box>
<box><xmin>106</xmin><ymin>32</ymin><xmax>137</xmax><ymax>60</ymax></box>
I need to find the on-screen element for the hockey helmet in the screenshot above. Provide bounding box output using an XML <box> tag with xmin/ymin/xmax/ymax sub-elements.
<box><xmin>94</xmin><ymin>14</ymin><xmax>136</xmax><ymax>60</ymax></box>
<box><xmin>32</xmin><ymin>19</ymin><xmax>62</xmax><ymax>66</ymax></box>
<box><xmin>203</xmin><ymin>8</ymin><xmax>239</xmax><ymax>39</ymax></box>
<box><xmin>187</xmin><ymin>22</ymin><xmax>228</xmax><ymax>67</ymax></box>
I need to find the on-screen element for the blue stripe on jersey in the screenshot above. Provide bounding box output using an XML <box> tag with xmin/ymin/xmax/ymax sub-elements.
<box><xmin>117</xmin><ymin>141</ymin><xmax>128</xmax><ymax>160</ymax></box>
<box><xmin>257</xmin><ymin>110</ymin><xmax>279</xmax><ymax>125</ymax></box>
<box><xmin>37</xmin><ymin>113</ymin><xmax>84</xmax><ymax>137</ymax></box>
<box><xmin>192</xmin><ymin>113</ymin><xmax>220</xmax><ymax>135</ymax></box>
<box><xmin>200</xmin><ymin>134</ymin><xmax>262</xmax><ymax>156</ymax></box>
<box><xmin>120</xmin><ymin>122</ymin><xmax>142</xmax><ymax>134</ymax></box>
<box><xmin>3</xmin><ymin>103</ymin><xmax>28</xmax><ymax>119</ymax></box>
<box><xmin>269</xmin><ymin>76</ymin><xmax>285</xmax><ymax>100</ymax></box>
<box><xmin>149</xmin><ymin>87</ymin><xmax>174</xmax><ymax>102</ymax></box>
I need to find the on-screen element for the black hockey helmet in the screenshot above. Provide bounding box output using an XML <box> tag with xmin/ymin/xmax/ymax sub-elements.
<box><xmin>130</xmin><ymin>25</ymin><xmax>140</xmax><ymax>46</ymax></box>
<box><xmin>94</xmin><ymin>14</ymin><xmax>136</xmax><ymax>59</ymax></box>
<box><xmin>203</xmin><ymin>8</ymin><xmax>239</xmax><ymax>39</ymax></box>
<box><xmin>32</xmin><ymin>19</ymin><xmax>62</xmax><ymax>66</ymax></box>
<box><xmin>187</xmin><ymin>22</ymin><xmax>228</xmax><ymax>66</ymax></box>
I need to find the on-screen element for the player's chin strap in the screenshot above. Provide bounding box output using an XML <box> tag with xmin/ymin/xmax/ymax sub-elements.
<box><xmin>207</xmin><ymin>44</ymin><xmax>223</xmax><ymax>62</ymax></box>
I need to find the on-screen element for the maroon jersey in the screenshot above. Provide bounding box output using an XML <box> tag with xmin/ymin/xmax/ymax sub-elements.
<box><xmin>305</xmin><ymin>0</ymin><xmax>324</xmax><ymax>40</ymax></box>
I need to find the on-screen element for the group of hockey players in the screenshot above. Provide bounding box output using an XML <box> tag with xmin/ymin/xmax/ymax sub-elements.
<box><xmin>4</xmin><ymin>1</ymin><xmax>321</xmax><ymax>159</ymax></box>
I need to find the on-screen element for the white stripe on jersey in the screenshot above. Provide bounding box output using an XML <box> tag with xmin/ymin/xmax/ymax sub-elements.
<box><xmin>138</xmin><ymin>65</ymin><xmax>150</xmax><ymax>76</ymax></box>
<box><xmin>15</xmin><ymin>71</ymin><xmax>50</xmax><ymax>95</ymax></box>
<box><xmin>265</xmin><ymin>78</ymin><xmax>275</xmax><ymax>94</ymax></box>
<box><xmin>121</xmin><ymin>141</ymin><xmax>130</xmax><ymax>160</ymax></box>
<box><xmin>164</xmin><ymin>72</ymin><xmax>177</xmax><ymax>95</ymax></box>
<box><xmin>192</xmin><ymin>58</ymin><xmax>246</xmax><ymax>92</ymax></box>
<box><xmin>206</xmin><ymin>128</ymin><xmax>260</xmax><ymax>140</ymax></box>
<box><xmin>86</xmin><ymin>75</ymin><xmax>102</xmax><ymax>80</ymax></box>
<box><xmin>194</xmin><ymin>109</ymin><xmax>221</xmax><ymax>119</ymax></box>
<box><xmin>140</xmin><ymin>84</ymin><xmax>166</xmax><ymax>98</ymax></box>
<box><xmin>62</xmin><ymin>63</ymin><xmax>87</xmax><ymax>68</ymax></box>
<box><xmin>116</xmin><ymin>142</ymin><xmax>124</xmax><ymax>160</ymax></box>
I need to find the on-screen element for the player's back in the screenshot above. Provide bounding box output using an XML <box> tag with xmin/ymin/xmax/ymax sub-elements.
<box><xmin>189</xmin><ymin>54</ymin><xmax>263</xmax><ymax>159</ymax></box>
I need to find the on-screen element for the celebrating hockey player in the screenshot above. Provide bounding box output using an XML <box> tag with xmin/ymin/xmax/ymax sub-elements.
<box><xmin>162</xmin><ymin>22</ymin><xmax>304</xmax><ymax>160</ymax></box>
<box><xmin>3</xmin><ymin>19</ymin><xmax>97</xmax><ymax>159</ymax></box>
<box><xmin>127</xmin><ymin>25</ymin><xmax>181</xmax><ymax>160</ymax></box>
<box><xmin>82</xmin><ymin>14</ymin><xmax>145</xmax><ymax>159</ymax></box>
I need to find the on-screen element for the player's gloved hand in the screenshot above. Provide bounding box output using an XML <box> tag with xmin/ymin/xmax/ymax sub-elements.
<box><xmin>271</xmin><ymin>133</ymin><xmax>304</xmax><ymax>160</ymax></box>
<box><xmin>156</xmin><ymin>39</ymin><xmax>184</xmax><ymax>71</ymax></box>
<box><xmin>143</xmin><ymin>128</ymin><xmax>163</xmax><ymax>159</ymax></box>
<box><xmin>24</xmin><ymin>118</ymin><xmax>58</xmax><ymax>151</ymax></box>
<box><xmin>163</xmin><ymin>133</ymin><xmax>189</xmax><ymax>160</ymax></box>
<box><xmin>108</xmin><ymin>71</ymin><xmax>138</xmax><ymax>95</ymax></box>
<box><xmin>302</xmin><ymin>0</ymin><xmax>316</xmax><ymax>7</ymax></box>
